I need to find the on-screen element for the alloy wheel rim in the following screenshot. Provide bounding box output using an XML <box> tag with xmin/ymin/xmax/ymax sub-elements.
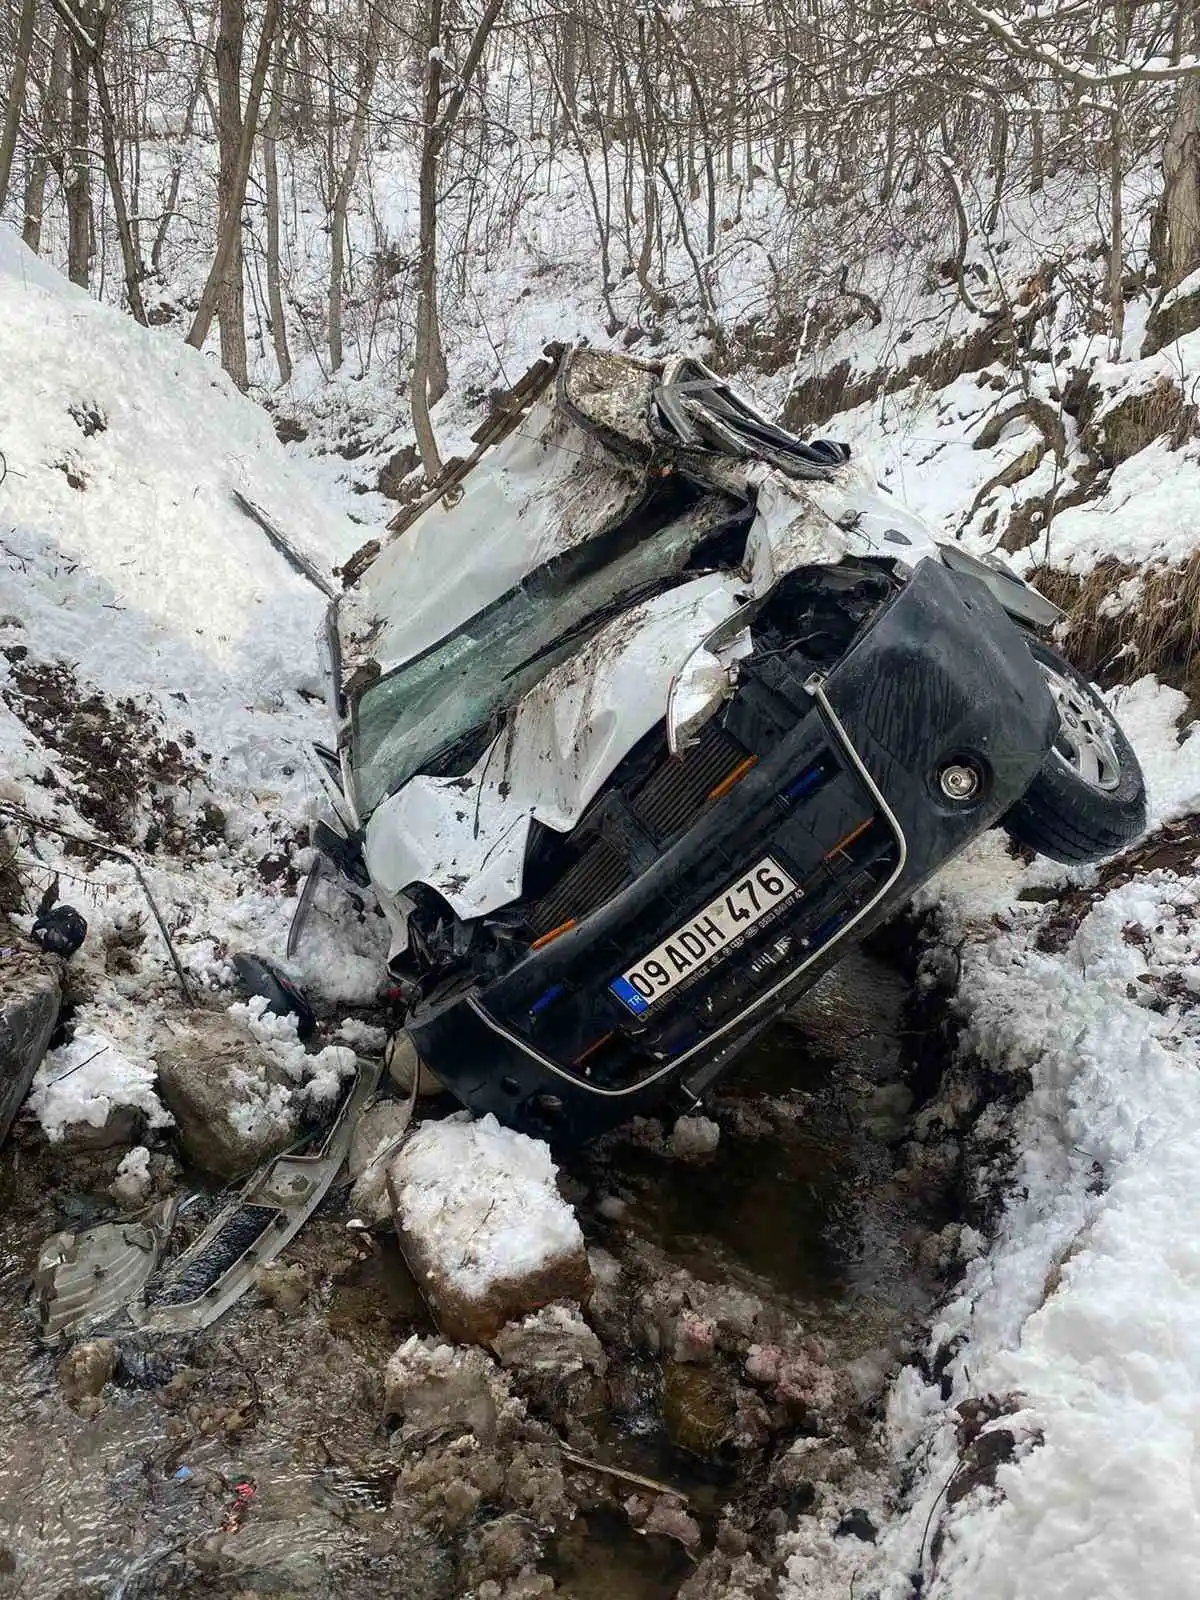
<box><xmin>1038</xmin><ymin>662</ymin><xmax>1122</xmax><ymax>792</ymax></box>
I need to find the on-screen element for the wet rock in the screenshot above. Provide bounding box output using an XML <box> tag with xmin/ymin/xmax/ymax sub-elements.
<box><xmin>384</xmin><ymin>1335</ymin><xmax>514</xmax><ymax>1442</ymax></box>
<box><xmin>642</xmin><ymin>1495</ymin><xmax>702</xmax><ymax>1549</ymax></box>
<box><xmin>492</xmin><ymin>1302</ymin><xmax>607</xmax><ymax>1380</ymax></box>
<box><xmin>662</xmin><ymin>1361</ymin><xmax>735</xmax><ymax>1457</ymax></box>
<box><xmin>58</xmin><ymin>1337</ymin><xmax>117</xmax><ymax>1411</ymax></box>
<box><xmin>677</xmin><ymin>1550</ymin><xmax>772</xmax><ymax>1600</ymax></box>
<box><xmin>670</xmin><ymin>1114</ymin><xmax>721</xmax><ymax>1159</ymax></box>
<box><xmin>254</xmin><ymin>1260</ymin><xmax>311</xmax><ymax>1313</ymax></box>
<box><xmin>390</xmin><ymin>1114</ymin><xmax>591</xmax><ymax>1344</ymax></box>
<box><xmin>491</xmin><ymin>1302</ymin><xmax>608</xmax><ymax>1427</ymax></box>
<box><xmin>467</xmin><ymin>1513</ymin><xmax>538</xmax><ymax>1581</ymax></box>
<box><xmin>503</xmin><ymin>1442</ymin><xmax>568</xmax><ymax>1518</ymax></box>
<box><xmin>56</xmin><ymin>1102</ymin><xmax>142</xmax><ymax>1151</ymax></box>
<box><xmin>475</xmin><ymin>1570</ymin><xmax>555</xmax><ymax>1600</ymax></box>
<box><xmin>895</xmin><ymin>1135</ymin><xmax>960</xmax><ymax>1202</ymax></box>
<box><xmin>154</xmin><ymin>1009</ymin><xmax>299</xmax><ymax>1180</ymax></box>
<box><xmin>0</xmin><ymin>926</ymin><xmax>62</xmax><ymax>1146</ymax></box>
<box><xmin>858</xmin><ymin>1082</ymin><xmax>914</xmax><ymax>1144</ymax></box>
<box><xmin>769</xmin><ymin>1435</ymin><xmax>857</xmax><ymax>1512</ymax></box>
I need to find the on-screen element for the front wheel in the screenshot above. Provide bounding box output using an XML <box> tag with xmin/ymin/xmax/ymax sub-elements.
<box><xmin>1002</xmin><ymin>639</ymin><xmax>1146</xmax><ymax>864</ymax></box>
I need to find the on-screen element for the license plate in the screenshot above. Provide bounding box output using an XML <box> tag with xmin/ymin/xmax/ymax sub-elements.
<box><xmin>609</xmin><ymin>856</ymin><xmax>798</xmax><ymax>1015</ymax></box>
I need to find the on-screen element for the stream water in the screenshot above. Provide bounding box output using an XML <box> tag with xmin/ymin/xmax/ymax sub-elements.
<box><xmin>0</xmin><ymin>950</ymin><xmax>943</xmax><ymax>1600</ymax></box>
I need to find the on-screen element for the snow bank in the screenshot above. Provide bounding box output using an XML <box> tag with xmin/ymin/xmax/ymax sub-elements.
<box><xmin>389</xmin><ymin>1113</ymin><xmax>591</xmax><ymax>1343</ymax></box>
<box><xmin>232</xmin><ymin>995</ymin><xmax>356</xmax><ymax>1108</ymax></box>
<box><xmin>28</xmin><ymin>1031</ymin><xmax>170</xmax><ymax>1141</ymax></box>
<box><xmin>785</xmin><ymin>684</ymin><xmax>1200</xmax><ymax>1599</ymax></box>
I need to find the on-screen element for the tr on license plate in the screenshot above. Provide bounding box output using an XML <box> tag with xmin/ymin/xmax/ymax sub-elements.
<box><xmin>609</xmin><ymin>856</ymin><xmax>798</xmax><ymax>1015</ymax></box>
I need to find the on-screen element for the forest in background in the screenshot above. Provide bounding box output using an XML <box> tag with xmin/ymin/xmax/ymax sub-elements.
<box><xmin>5</xmin><ymin>0</ymin><xmax>1200</xmax><ymax>478</ymax></box>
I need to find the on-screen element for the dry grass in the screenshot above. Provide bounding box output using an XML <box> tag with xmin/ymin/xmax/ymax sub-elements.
<box><xmin>1031</xmin><ymin>550</ymin><xmax>1200</xmax><ymax>711</ymax></box>
<box><xmin>1079</xmin><ymin>376</ymin><xmax>1198</xmax><ymax>470</ymax></box>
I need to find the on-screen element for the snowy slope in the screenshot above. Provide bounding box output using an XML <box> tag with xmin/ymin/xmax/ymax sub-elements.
<box><xmin>769</xmin><ymin>243</ymin><xmax>1200</xmax><ymax>1597</ymax></box>
<box><xmin>0</xmin><ymin>228</ymin><xmax>388</xmax><ymax>1126</ymax></box>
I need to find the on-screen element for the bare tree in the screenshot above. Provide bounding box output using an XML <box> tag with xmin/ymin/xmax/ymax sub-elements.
<box><xmin>411</xmin><ymin>0</ymin><xmax>507</xmax><ymax>478</ymax></box>
<box><xmin>185</xmin><ymin>0</ymin><xmax>280</xmax><ymax>384</ymax></box>
<box><xmin>0</xmin><ymin>0</ymin><xmax>38</xmax><ymax>211</ymax></box>
<box><xmin>329</xmin><ymin>0</ymin><xmax>384</xmax><ymax>372</ymax></box>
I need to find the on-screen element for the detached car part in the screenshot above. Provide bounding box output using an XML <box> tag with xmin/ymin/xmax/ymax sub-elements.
<box><xmin>302</xmin><ymin>345</ymin><xmax>1146</xmax><ymax>1139</ymax></box>
<box><xmin>34</xmin><ymin>1061</ymin><xmax>381</xmax><ymax>1341</ymax></box>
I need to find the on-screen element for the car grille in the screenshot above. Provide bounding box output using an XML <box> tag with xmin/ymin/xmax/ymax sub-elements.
<box><xmin>528</xmin><ymin>721</ymin><xmax>748</xmax><ymax>937</ymax></box>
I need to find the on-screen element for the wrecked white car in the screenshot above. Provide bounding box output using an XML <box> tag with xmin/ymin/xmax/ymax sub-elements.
<box><xmin>301</xmin><ymin>345</ymin><xmax>1146</xmax><ymax>1139</ymax></box>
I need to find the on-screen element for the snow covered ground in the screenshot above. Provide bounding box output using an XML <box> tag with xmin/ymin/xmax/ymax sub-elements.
<box><xmin>0</xmin><ymin>224</ymin><xmax>387</xmax><ymax>1130</ymax></box>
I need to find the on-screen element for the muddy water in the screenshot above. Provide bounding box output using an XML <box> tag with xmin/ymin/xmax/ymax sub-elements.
<box><xmin>0</xmin><ymin>950</ymin><xmax>940</xmax><ymax>1600</ymax></box>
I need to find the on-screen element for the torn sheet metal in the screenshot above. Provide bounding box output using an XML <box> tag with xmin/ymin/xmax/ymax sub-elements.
<box><xmin>363</xmin><ymin>573</ymin><xmax>747</xmax><ymax>921</ymax></box>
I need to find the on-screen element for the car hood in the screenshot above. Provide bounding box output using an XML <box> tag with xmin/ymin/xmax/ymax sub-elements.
<box><xmin>364</xmin><ymin>470</ymin><xmax>850</xmax><ymax>926</ymax></box>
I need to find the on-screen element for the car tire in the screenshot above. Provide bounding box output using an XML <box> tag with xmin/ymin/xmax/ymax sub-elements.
<box><xmin>1002</xmin><ymin>638</ymin><xmax>1146</xmax><ymax>864</ymax></box>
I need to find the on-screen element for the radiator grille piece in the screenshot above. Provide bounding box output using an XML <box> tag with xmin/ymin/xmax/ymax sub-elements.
<box><xmin>632</xmin><ymin>722</ymin><xmax>745</xmax><ymax>839</ymax></box>
<box><xmin>528</xmin><ymin>722</ymin><xmax>747</xmax><ymax>937</ymax></box>
<box><xmin>529</xmin><ymin>836</ymin><xmax>628</xmax><ymax>939</ymax></box>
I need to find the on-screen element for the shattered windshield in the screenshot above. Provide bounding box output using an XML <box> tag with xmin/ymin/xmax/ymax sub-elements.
<box><xmin>351</xmin><ymin>483</ymin><xmax>746</xmax><ymax>816</ymax></box>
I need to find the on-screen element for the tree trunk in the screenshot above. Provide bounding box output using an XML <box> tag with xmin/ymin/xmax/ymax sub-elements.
<box><xmin>90</xmin><ymin>29</ymin><xmax>148</xmax><ymax>322</ymax></box>
<box><xmin>263</xmin><ymin>30</ymin><xmax>292</xmax><ymax>384</ymax></box>
<box><xmin>411</xmin><ymin>0</ymin><xmax>445</xmax><ymax>480</ymax></box>
<box><xmin>0</xmin><ymin>0</ymin><xmax>38</xmax><ymax>211</ymax></box>
<box><xmin>23</xmin><ymin>23</ymin><xmax>69</xmax><ymax>251</ymax></box>
<box><xmin>1157</xmin><ymin>74</ymin><xmax>1200</xmax><ymax>286</ymax></box>
<box><xmin>329</xmin><ymin>6</ymin><xmax>383</xmax><ymax>372</ymax></box>
<box><xmin>215</xmin><ymin>0</ymin><xmax>247</xmax><ymax>386</ymax></box>
<box><xmin>185</xmin><ymin>0</ymin><xmax>279</xmax><ymax>376</ymax></box>
<box><xmin>410</xmin><ymin>0</ymin><xmax>506</xmax><ymax>480</ymax></box>
<box><xmin>67</xmin><ymin>26</ymin><xmax>92</xmax><ymax>287</ymax></box>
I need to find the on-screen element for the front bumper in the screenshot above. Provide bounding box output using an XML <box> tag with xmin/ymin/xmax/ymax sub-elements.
<box><xmin>407</xmin><ymin>559</ymin><xmax>1058</xmax><ymax>1139</ymax></box>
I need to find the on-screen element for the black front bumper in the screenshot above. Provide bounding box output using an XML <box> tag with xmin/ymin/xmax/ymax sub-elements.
<box><xmin>407</xmin><ymin>559</ymin><xmax>1058</xmax><ymax>1140</ymax></box>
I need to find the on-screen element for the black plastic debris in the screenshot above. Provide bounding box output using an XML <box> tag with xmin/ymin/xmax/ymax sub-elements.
<box><xmin>31</xmin><ymin>904</ymin><xmax>87</xmax><ymax>958</ymax></box>
<box><xmin>231</xmin><ymin>952</ymin><xmax>315</xmax><ymax>1040</ymax></box>
<box><xmin>114</xmin><ymin>1344</ymin><xmax>178</xmax><ymax>1389</ymax></box>
<box><xmin>835</xmin><ymin>1508</ymin><xmax>878</xmax><ymax>1543</ymax></box>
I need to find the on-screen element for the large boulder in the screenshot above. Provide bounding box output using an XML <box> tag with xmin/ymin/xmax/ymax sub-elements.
<box><xmin>0</xmin><ymin>922</ymin><xmax>61</xmax><ymax>1145</ymax></box>
<box><xmin>153</xmin><ymin>1009</ymin><xmax>299</xmax><ymax>1180</ymax></box>
<box><xmin>389</xmin><ymin>1114</ymin><xmax>591</xmax><ymax>1344</ymax></box>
